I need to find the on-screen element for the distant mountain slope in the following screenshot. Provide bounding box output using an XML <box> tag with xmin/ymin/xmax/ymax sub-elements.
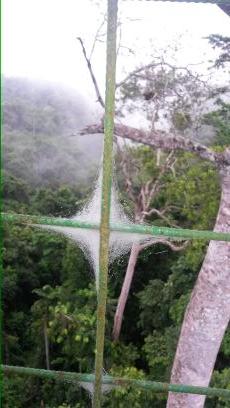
<box><xmin>3</xmin><ymin>77</ymin><xmax>103</xmax><ymax>188</ymax></box>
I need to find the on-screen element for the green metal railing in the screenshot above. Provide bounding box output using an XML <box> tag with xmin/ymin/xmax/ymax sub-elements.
<box><xmin>2</xmin><ymin>0</ymin><xmax>230</xmax><ymax>407</ymax></box>
<box><xmin>2</xmin><ymin>365</ymin><xmax>230</xmax><ymax>399</ymax></box>
<box><xmin>2</xmin><ymin>213</ymin><xmax>230</xmax><ymax>242</ymax></box>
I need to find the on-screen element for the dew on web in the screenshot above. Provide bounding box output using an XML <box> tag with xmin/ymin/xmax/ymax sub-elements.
<box><xmin>78</xmin><ymin>368</ymin><xmax>115</xmax><ymax>397</ymax></box>
<box><xmin>37</xmin><ymin>166</ymin><xmax>153</xmax><ymax>290</ymax></box>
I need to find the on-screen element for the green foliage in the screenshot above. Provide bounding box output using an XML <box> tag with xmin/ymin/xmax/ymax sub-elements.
<box><xmin>31</xmin><ymin>186</ymin><xmax>84</xmax><ymax>217</ymax></box>
<box><xmin>3</xmin><ymin>172</ymin><xmax>31</xmax><ymax>213</ymax></box>
<box><xmin>203</xmin><ymin>101</ymin><xmax>230</xmax><ymax>147</ymax></box>
<box><xmin>3</xmin><ymin>77</ymin><xmax>230</xmax><ymax>406</ymax></box>
<box><xmin>169</xmin><ymin>293</ymin><xmax>191</xmax><ymax>326</ymax></box>
<box><xmin>143</xmin><ymin>331</ymin><xmax>170</xmax><ymax>380</ymax></box>
<box><xmin>208</xmin><ymin>34</ymin><xmax>230</xmax><ymax>68</ymax></box>
<box><xmin>103</xmin><ymin>367</ymin><xmax>160</xmax><ymax>408</ymax></box>
<box><xmin>221</xmin><ymin>330</ymin><xmax>230</xmax><ymax>358</ymax></box>
<box><xmin>2</xmin><ymin>375</ymin><xmax>39</xmax><ymax>408</ymax></box>
<box><xmin>46</xmin><ymin>285</ymin><xmax>97</xmax><ymax>372</ymax></box>
<box><xmin>171</xmin><ymin>111</ymin><xmax>191</xmax><ymax>131</ymax></box>
<box><xmin>208</xmin><ymin>368</ymin><xmax>230</xmax><ymax>407</ymax></box>
<box><xmin>165</xmin><ymin>153</ymin><xmax>220</xmax><ymax>229</ymax></box>
<box><xmin>137</xmin><ymin>279</ymin><xmax>169</xmax><ymax>333</ymax></box>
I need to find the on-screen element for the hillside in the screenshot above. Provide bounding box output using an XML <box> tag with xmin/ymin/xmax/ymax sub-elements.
<box><xmin>3</xmin><ymin>77</ymin><xmax>103</xmax><ymax>188</ymax></box>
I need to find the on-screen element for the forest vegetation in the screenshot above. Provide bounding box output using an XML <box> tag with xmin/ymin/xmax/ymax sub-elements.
<box><xmin>2</xmin><ymin>72</ymin><xmax>230</xmax><ymax>408</ymax></box>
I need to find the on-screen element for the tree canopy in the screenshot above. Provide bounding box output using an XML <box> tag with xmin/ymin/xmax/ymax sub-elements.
<box><xmin>3</xmin><ymin>76</ymin><xmax>230</xmax><ymax>407</ymax></box>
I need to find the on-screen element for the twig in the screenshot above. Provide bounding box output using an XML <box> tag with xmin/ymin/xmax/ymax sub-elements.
<box><xmin>119</xmin><ymin>147</ymin><xmax>136</xmax><ymax>203</ymax></box>
<box><xmin>77</xmin><ymin>37</ymin><xmax>105</xmax><ymax>108</ymax></box>
<box><xmin>139</xmin><ymin>238</ymin><xmax>188</xmax><ymax>252</ymax></box>
<box><xmin>115</xmin><ymin>59</ymin><xmax>206</xmax><ymax>90</ymax></box>
<box><xmin>142</xmin><ymin>208</ymin><xmax>178</xmax><ymax>228</ymax></box>
<box><xmin>89</xmin><ymin>15</ymin><xmax>107</xmax><ymax>61</ymax></box>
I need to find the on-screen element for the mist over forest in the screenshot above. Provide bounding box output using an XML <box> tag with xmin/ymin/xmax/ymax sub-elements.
<box><xmin>3</xmin><ymin>76</ymin><xmax>103</xmax><ymax>189</ymax></box>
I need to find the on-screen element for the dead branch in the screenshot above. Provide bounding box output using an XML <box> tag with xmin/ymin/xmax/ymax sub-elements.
<box><xmin>115</xmin><ymin>58</ymin><xmax>207</xmax><ymax>90</ymax></box>
<box><xmin>145</xmin><ymin>151</ymin><xmax>175</xmax><ymax>210</ymax></box>
<box><xmin>79</xmin><ymin>122</ymin><xmax>230</xmax><ymax>167</ymax></box>
<box><xmin>115</xmin><ymin>61</ymin><xmax>162</xmax><ymax>89</ymax></box>
<box><xmin>112</xmin><ymin>236</ymin><xmax>188</xmax><ymax>341</ymax></box>
<box><xmin>77</xmin><ymin>37</ymin><xmax>105</xmax><ymax>108</ymax></box>
<box><xmin>142</xmin><ymin>208</ymin><xmax>178</xmax><ymax>228</ymax></box>
<box><xmin>118</xmin><ymin>147</ymin><xmax>136</xmax><ymax>203</ymax></box>
<box><xmin>89</xmin><ymin>14</ymin><xmax>107</xmax><ymax>61</ymax></box>
<box><xmin>139</xmin><ymin>238</ymin><xmax>188</xmax><ymax>252</ymax></box>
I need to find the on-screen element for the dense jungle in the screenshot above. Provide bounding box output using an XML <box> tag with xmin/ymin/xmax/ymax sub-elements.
<box><xmin>2</xmin><ymin>75</ymin><xmax>230</xmax><ymax>407</ymax></box>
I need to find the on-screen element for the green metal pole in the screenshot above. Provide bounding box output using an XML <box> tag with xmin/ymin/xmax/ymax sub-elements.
<box><xmin>2</xmin><ymin>212</ymin><xmax>230</xmax><ymax>242</ymax></box>
<box><xmin>2</xmin><ymin>365</ymin><xmax>230</xmax><ymax>399</ymax></box>
<box><xmin>93</xmin><ymin>1</ymin><xmax>118</xmax><ymax>407</ymax></box>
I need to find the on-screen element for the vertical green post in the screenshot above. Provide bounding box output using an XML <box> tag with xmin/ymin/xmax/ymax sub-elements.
<box><xmin>92</xmin><ymin>1</ymin><xmax>118</xmax><ymax>407</ymax></box>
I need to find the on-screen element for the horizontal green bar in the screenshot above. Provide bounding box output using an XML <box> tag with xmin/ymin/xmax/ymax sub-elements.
<box><xmin>113</xmin><ymin>222</ymin><xmax>230</xmax><ymax>242</ymax></box>
<box><xmin>2</xmin><ymin>212</ymin><xmax>230</xmax><ymax>242</ymax></box>
<box><xmin>2</xmin><ymin>212</ymin><xmax>99</xmax><ymax>230</ymax></box>
<box><xmin>2</xmin><ymin>365</ymin><xmax>230</xmax><ymax>399</ymax></box>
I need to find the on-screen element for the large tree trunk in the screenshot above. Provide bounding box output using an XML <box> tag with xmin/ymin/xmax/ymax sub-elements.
<box><xmin>167</xmin><ymin>166</ymin><xmax>230</xmax><ymax>408</ymax></box>
<box><xmin>112</xmin><ymin>242</ymin><xmax>140</xmax><ymax>341</ymax></box>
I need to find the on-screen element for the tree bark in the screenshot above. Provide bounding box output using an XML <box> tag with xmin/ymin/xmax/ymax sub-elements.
<box><xmin>112</xmin><ymin>242</ymin><xmax>140</xmax><ymax>341</ymax></box>
<box><xmin>80</xmin><ymin>122</ymin><xmax>230</xmax><ymax>167</ymax></box>
<box><xmin>167</xmin><ymin>166</ymin><xmax>230</xmax><ymax>408</ymax></box>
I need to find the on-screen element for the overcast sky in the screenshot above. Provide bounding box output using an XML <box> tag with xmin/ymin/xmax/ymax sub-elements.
<box><xmin>3</xmin><ymin>0</ymin><xmax>230</xmax><ymax>102</ymax></box>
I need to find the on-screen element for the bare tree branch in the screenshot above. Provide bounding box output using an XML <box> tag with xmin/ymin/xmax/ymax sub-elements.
<box><xmin>80</xmin><ymin>122</ymin><xmax>230</xmax><ymax>167</ymax></box>
<box><xmin>142</xmin><ymin>208</ymin><xmax>178</xmax><ymax>228</ymax></box>
<box><xmin>112</xmin><ymin>237</ymin><xmax>188</xmax><ymax>341</ymax></box>
<box><xmin>77</xmin><ymin>37</ymin><xmax>105</xmax><ymax>108</ymax></box>
<box><xmin>115</xmin><ymin>61</ymin><xmax>162</xmax><ymax>89</ymax></box>
<box><xmin>145</xmin><ymin>151</ymin><xmax>175</xmax><ymax>209</ymax></box>
<box><xmin>115</xmin><ymin>59</ymin><xmax>206</xmax><ymax>90</ymax></box>
<box><xmin>139</xmin><ymin>238</ymin><xmax>188</xmax><ymax>252</ymax></box>
<box><xmin>89</xmin><ymin>14</ymin><xmax>107</xmax><ymax>61</ymax></box>
<box><xmin>117</xmin><ymin>145</ymin><xmax>136</xmax><ymax>203</ymax></box>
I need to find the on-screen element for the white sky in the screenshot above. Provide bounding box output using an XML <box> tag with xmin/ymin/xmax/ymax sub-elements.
<box><xmin>2</xmin><ymin>0</ymin><xmax>230</xmax><ymax>102</ymax></box>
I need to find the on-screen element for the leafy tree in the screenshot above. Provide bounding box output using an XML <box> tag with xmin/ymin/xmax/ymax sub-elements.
<box><xmin>31</xmin><ymin>285</ymin><xmax>59</xmax><ymax>370</ymax></box>
<box><xmin>208</xmin><ymin>35</ymin><xmax>230</xmax><ymax>68</ymax></box>
<box><xmin>203</xmin><ymin>101</ymin><xmax>230</xmax><ymax>147</ymax></box>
